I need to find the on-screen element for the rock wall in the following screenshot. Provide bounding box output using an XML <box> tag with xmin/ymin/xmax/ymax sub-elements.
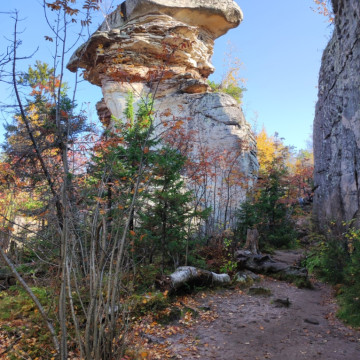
<box><xmin>313</xmin><ymin>0</ymin><xmax>360</xmax><ymax>229</ymax></box>
<box><xmin>68</xmin><ymin>0</ymin><xmax>258</xmax><ymax>231</ymax></box>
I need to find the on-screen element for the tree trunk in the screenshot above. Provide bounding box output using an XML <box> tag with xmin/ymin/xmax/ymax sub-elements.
<box><xmin>244</xmin><ymin>228</ymin><xmax>259</xmax><ymax>254</ymax></box>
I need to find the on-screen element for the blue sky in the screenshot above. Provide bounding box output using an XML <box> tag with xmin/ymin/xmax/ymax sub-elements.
<box><xmin>0</xmin><ymin>0</ymin><xmax>333</xmax><ymax>150</ymax></box>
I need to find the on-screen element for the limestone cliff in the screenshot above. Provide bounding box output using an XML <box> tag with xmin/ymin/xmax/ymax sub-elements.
<box><xmin>313</xmin><ymin>0</ymin><xmax>360</xmax><ymax>228</ymax></box>
<box><xmin>68</xmin><ymin>0</ymin><xmax>258</xmax><ymax>230</ymax></box>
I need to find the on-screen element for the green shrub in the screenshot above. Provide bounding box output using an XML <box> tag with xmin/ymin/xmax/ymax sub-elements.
<box><xmin>207</xmin><ymin>80</ymin><xmax>245</xmax><ymax>104</ymax></box>
<box><xmin>337</xmin><ymin>286</ymin><xmax>360</xmax><ymax>327</ymax></box>
<box><xmin>134</xmin><ymin>264</ymin><xmax>160</xmax><ymax>293</ymax></box>
<box><xmin>321</xmin><ymin>238</ymin><xmax>349</xmax><ymax>284</ymax></box>
<box><xmin>306</xmin><ymin>224</ymin><xmax>360</xmax><ymax>327</ymax></box>
<box><xmin>336</xmin><ymin>231</ymin><xmax>360</xmax><ymax>327</ymax></box>
<box><xmin>0</xmin><ymin>285</ymin><xmax>52</xmax><ymax>321</ymax></box>
<box><xmin>129</xmin><ymin>292</ymin><xmax>170</xmax><ymax>316</ymax></box>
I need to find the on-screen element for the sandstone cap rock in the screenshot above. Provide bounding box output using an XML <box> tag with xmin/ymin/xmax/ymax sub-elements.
<box><xmin>114</xmin><ymin>0</ymin><xmax>243</xmax><ymax>38</ymax></box>
<box><xmin>67</xmin><ymin>0</ymin><xmax>243</xmax><ymax>73</ymax></box>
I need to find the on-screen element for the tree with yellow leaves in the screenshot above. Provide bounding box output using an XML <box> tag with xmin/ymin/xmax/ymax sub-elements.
<box><xmin>208</xmin><ymin>41</ymin><xmax>246</xmax><ymax>104</ymax></box>
<box><xmin>236</xmin><ymin>128</ymin><xmax>300</xmax><ymax>250</ymax></box>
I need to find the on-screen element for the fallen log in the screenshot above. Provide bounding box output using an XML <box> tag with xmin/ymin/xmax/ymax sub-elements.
<box><xmin>235</xmin><ymin>250</ymin><xmax>310</xmax><ymax>288</ymax></box>
<box><xmin>156</xmin><ymin>266</ymin><xmax>230</xmax><ymax>293</ymax></box>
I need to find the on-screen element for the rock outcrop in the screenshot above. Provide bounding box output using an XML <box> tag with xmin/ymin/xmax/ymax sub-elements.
<box><xmin>313</xmin><ymin>0</ymin><xmax>360</xmax><ymax>229</ymax></box>
<box><xmin>68</xmin><ymin>0</ymin><xmax>258</xmax><ymax>231</ymax></box>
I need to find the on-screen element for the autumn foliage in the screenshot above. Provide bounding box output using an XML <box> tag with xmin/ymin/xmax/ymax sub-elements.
<box><xmin>236</xmin><ymin>128</ymin><xmax>314</xmax><ymax>249</ymax></box>
<box><xmin>312</xmin><ymin>0</ymin><xmax>334</xmax><ymax>22</ymax></box>
<box><xmin>0</xmin><ymin>2</ymin><xmax>319</xmax><ymax>358</ymax></box>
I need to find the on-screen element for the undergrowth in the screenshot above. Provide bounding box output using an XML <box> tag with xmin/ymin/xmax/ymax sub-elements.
<box><xmin>0</xmin><ymin>286</ymin><xmax>55</xmax><ymax>359</ymax></box>
<box><xmin>305</xmin><ymin>223</ymin><xmax>360</xmax><ymax>328</ymax></box>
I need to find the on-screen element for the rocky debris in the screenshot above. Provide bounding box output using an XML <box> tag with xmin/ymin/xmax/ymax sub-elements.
<box><xmin>67</xmin><ymin>0</ymin><xmax>258</xmax><ymax>231</ymax></box>
<box><xmin>313</xmin><ymin>0</ymin><xmax>360</xmax><ymax>229</ymax></box>
<box><xmin>235</xmin><ymin>250</ymin><xmax>310</xmax><ymax>287</ymax></box>
<box><xmin>156</xmin><ymin>266</ymin><xmax>230</xmax><ymax>294</ymax></box>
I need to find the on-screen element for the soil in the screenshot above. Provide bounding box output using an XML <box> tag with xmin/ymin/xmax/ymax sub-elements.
<box><xmin>164</xmin><ymin>250</ymin><xmax>360</xmax><ymax>359</ymax></box>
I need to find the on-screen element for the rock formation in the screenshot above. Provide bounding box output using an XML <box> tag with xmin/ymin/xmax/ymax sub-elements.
<box><xmin>67</xmin><ymin>0</ymin><xmax>258</xmax><ymax>231</ymax></box>
<box><xmin>313</xmin><ymin>0</ymin><xmax>360</xmax><ymax>229</ymax></box>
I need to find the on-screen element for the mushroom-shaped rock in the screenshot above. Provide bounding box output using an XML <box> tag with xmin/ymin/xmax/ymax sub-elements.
<box><xmin>67</xmin><ymin>0</ymin><xmax>243</xmax><ymax>91</ymax></box>
<box><xmin>102</xmin><ymin>0</ymin><xmax>243</xmax><ymax>37</ymax></box>
<box><xmin>67</xmin><ymin>0</ymin><xmax>258</xmax><ymax>231</ymax></box>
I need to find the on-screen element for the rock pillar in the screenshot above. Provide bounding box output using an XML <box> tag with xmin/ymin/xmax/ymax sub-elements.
<box><xmin>68</xmin><ymin>0</ymin><xmax>258</xmax><ymax>232</ymax></box>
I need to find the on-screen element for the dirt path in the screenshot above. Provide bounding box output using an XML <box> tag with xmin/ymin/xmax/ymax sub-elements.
<box><xmin>163</xmin><ymin>251</ymin><xmax>360</xmax><ymax>359</ymax></box>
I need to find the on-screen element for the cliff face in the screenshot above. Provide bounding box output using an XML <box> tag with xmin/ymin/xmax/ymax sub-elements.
<box><xmin>313</xmin><ymin>0</ymin><xmax>360</xmax><ymax>228</ymax></box>
<box><xmin>68</xmin><ymin>0</ymin><xmax>258</xmax><ymax>230</ymax></box>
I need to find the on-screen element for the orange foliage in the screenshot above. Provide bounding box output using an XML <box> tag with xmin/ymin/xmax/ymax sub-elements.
<box><xmin>160</xmin><ymin>112</ymin><xmax>251</xmax><ymax>228</ymax></box>
<box><xmin>312</xmin><ymin>0</ymin><xmax>334</xmax><ymax>22</ymax></box>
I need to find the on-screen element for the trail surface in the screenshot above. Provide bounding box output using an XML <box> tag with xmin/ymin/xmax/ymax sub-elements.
<box><xmin>165</xmin><ymin>250</ymin><xmax>360</xmax><ymax>359</ymax></box>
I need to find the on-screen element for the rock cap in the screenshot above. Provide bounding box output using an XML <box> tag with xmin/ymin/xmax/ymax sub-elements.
<box><xmin>112</xmin><ymin>0</ymin><xmax>243</xmax><ymax>38</ymax></box>
<box><xmin>67</xmin><ymin>0</ymin><xmax>243</xmax><ymax>74</ymax></box>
